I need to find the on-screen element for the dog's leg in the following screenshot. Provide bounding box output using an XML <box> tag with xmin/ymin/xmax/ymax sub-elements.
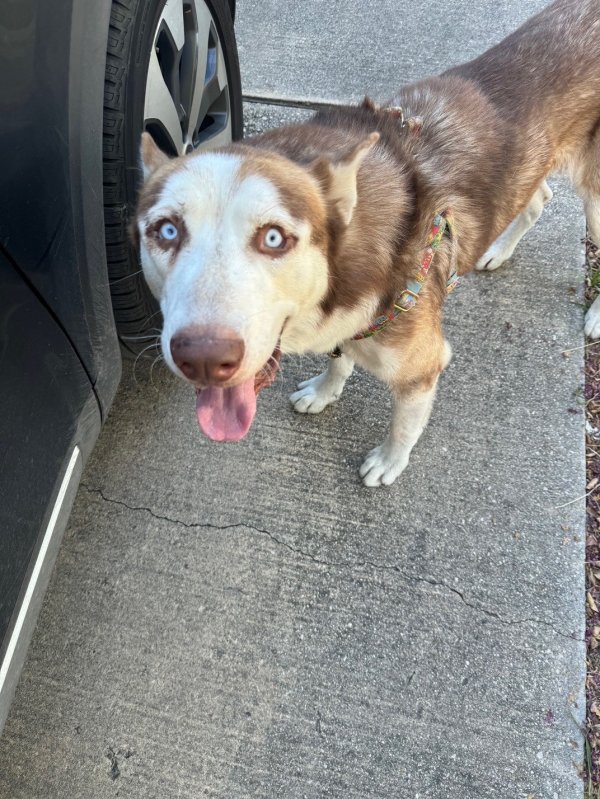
<box><xmin>475</xmin><ymin>180</ymin><xmax>553</xmax><ymax>271</ymax></box>
<box><xmin>584</xmin><ymin>196</ymin><xmax>600</xmax><ymax>339</ymax></box>
<box><xmin>359</xmin><ymin>380</ymin><xmax>437</xmax><ymax>487</ymax></box>
<box><xmin>586</xmin><ymin>197</ymin><xmax>600</xmax><ymax>247</ymax></box>
<box><xmin>290</xmin><ymin>352</ymin><xmax>355</xmax><ymax>413</ymax></box>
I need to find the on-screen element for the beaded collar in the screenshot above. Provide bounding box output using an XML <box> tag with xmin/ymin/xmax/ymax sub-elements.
<box><xmin>355</xmin><ymin>209</ymin><xmax>456</xmax><ymax>339</ymax></box>
<box><xmin>330</xmin><ymin>209</ymin><xmax>458</xmax><ymax>357</ymax></box>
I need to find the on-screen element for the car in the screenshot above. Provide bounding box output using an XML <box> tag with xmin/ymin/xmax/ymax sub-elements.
<box><xmin>0</xmin><ymin>0</ymin><xmax>242</xmax><ymax>734</ymax></box>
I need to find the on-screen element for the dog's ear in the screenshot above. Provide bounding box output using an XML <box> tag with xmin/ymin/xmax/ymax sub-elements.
<box><xmin>140</xmin><ymin>132</ymin><xmax>170</xmax><ymax>181</ymax></box>
<box><xmin>312</xmin><ymin>132</ymin><xmax>380</xmax><ymax>226</ymax></box>
<box><xmin>361</xmin><ymin>96</ymin><xmax>378</xmax><ymax>112</ymax></box>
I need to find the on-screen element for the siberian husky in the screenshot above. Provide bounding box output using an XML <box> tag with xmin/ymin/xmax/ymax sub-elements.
<box><xmin>136</xmin><ymin>0</ymin><xmax>600</xmax><ymax>486</ymax></box>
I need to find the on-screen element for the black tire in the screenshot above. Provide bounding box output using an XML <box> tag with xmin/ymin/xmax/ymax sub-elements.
<box><xmin>103</xmin><ymin>0</ymin><xmax>243</xmax><ymax>356</ymax></box>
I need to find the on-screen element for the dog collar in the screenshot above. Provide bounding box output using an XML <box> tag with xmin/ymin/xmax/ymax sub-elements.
<box><xmin>329</xmin><ymin>209</ymin><xmax>457</xmax><ymax>356</ymax></box>
<box><xmin>355</xmin><ymin>209</ymin><xmax>457</xmax><ymax>339</ymax></box>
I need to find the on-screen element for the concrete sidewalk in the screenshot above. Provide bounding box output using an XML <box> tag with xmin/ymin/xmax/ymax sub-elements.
<box><xmin>0</xmin><ymin>1</ymin><xmax>587</xmax><ymax>797</ymax></box>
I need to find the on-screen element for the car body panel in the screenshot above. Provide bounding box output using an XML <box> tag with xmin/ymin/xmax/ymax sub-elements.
<box><xmin>0</xmin><ymin>256</ymin><xmax>101</xmax><ymax>732</ymax></box>
<box><xmin>0</xmin><ymin>0</ymin><xmax>240</xmax><ymax>735</ymax></box>
<box><xmin>0</xmin><ymin>0</ymin><xmax>121</xmax><ymax>729</ymax></box>
<box><xmin>0</xmin><ymin>0</ymin><xmax>121</xmax><ymax>413</ymax></box>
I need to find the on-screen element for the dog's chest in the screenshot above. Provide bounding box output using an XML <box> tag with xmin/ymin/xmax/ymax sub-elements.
<box><xmin>282</xmin><ymin>295</ymin><xmax>380</xmax><ymax>355</ymax></box>
<box><xmin>345</xmin><ymin>338</ymin><xmax>403</xmax><ymax>382</ymax></box>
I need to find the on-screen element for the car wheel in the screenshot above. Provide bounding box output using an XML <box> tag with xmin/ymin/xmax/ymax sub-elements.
<box><xmin>103</xmin><ymin>0</ymin><xmax>242</xmax><ymax>356</ymax></box>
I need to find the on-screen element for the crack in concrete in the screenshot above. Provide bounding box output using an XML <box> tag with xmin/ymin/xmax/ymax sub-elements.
<box><xmin>82</xmin><ymin>484</ymin><xmax>583</xmax><ymax>642</ymax></box>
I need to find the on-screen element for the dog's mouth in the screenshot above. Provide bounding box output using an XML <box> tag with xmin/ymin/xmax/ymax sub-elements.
<box><xmin>195</xmin><ymin>344</ymin><xmax>281</xmax><ymax>442</ymax></box>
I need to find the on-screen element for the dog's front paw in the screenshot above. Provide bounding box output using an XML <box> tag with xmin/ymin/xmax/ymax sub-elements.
<box><xmin>585</xmin><ymin>296</ymin><xmax>600</xmax><ymax>339</ymax></box>
<box><xmin>359</xmin><ymin>445</ymin><xmax>409</xmax><ymax>487</ymax></box>
<box><xmin>290</xmin><ymin>373</ymin><xmax>344</xmax><ymax>414</ymax></box>
<box><xmin>475</xmin><ymin>239</ymin><xmax>515</xmax><ymax>271</ymax></box>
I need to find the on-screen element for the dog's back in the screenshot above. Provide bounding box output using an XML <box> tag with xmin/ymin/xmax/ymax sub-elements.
<box><xmin>447</xmin><ymin>0</ymin><xmax>600</xmax><ymax>132</ymax></box>
<box><xmin>378</xmin><ymin>0</ymin><xmax>600</xmax><ymax>267</ymax></box>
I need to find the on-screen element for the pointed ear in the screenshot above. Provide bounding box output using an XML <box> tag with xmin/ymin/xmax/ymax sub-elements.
<box><xmin>140</xmin><ymin>132</ymin><xmax>170</xmax><ymax>181</ymax></box>
<box><xmin>361</xmin><ymin>96</ymin><xmax>378</xmax><ymax>112</ymax></box>
<box><xmin>314</xmin><ymin>132</ymin><xmax>380</xmax><ymax>226</ymax></box>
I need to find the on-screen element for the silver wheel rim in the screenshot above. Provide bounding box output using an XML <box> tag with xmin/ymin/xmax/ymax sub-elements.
<box><xmin>143</xmin><ymin>0</ymin><xmax>232</xmax><ymax>156</ymax></box>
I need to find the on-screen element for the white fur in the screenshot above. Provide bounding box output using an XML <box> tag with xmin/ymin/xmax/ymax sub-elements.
<box><xmin>291</xmin><ymin>338</ymin><xmax>451</xmax><ymax>485</ymax></box>
<box><xmin>290</xmin><ymin>352</ymin><xmax>355</xmax><ymax>413</ymax></box>
<box><xmin>359</xmin><ymin>383</ymin><xmax>438</xmax><ymax>487</ymax></box>
<box><xmin>282</xmin><ymin>294</ymin><xmax>380</xmax><ymax>355</ymax></box>
<box><xmin>289</xmin><ymin>339</ymin><xmax>405</xmax><ymax>417</ymax></box>
<box><xmin>140</xmin><ymin>147</ymin><xmax>447</xmax><ymax>487</ymax></box>
<box><xmin>471</xmin><ymin>178</ymin><xmax>600</xmax><ymax>341</ymax></box>
<box><xmin>585</xmin><ymin>196</ymin><xmax>600</xmax><ymax>339</ymax></box>
<box><xmin>139</xmin><ymin>152</ymin><xmax>330</xmax><ymax>382</ymax></box>
<box><xmin>586</xmin><ymin>296</ymin><xmax>600</xmax><ymax>339</ymax></box>
<box><xmin>585</xmin><ymin>195</ymin><xmax>600</xmax><ymax>246</ymax></box>
<box><xmin>289</xmin><ymin>344</ymin><xmax>435</xmax><ymax>487</ymax></box>
<box><xmin>475</xmin><ymin>180</ymin><xmax>553</xmax><ymax>271</ymax></box>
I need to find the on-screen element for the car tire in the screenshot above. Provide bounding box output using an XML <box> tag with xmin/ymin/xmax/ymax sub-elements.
<box><xmin>103</xmin><ymin>0</ymin><xmax>242</xmax><ymax>356</ymax></box>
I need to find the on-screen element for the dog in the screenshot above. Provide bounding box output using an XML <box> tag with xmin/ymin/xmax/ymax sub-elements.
<box><xmin>136</xmin><ymin>0</ymin><xmax>600</xmax><ymax>487</ymax></box>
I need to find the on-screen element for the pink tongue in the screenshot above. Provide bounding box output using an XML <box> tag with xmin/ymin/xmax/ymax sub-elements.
<box><xmin>195</xmin><ymin>378</ymin><xmax>257</xmax><ymax>441</ymax></box>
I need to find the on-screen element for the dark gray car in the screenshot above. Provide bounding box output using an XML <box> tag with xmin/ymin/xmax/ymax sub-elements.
<box><xmin>0</xmin><ymin>0</ymin><xmax>242</xmax><ymax>733</ymax></box>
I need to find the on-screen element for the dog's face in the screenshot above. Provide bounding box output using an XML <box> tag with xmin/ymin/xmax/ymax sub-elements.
<box><xmin>136</xmin><ymin>132</ymin><xmax>378</xmax><ymax>441</ymax></box>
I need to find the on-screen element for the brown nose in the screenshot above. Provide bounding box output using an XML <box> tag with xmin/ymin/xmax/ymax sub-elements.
<box><xmin>170</xmin><ymin>325</ymin><xmax>245</xmax><ymax>385</ymax></box>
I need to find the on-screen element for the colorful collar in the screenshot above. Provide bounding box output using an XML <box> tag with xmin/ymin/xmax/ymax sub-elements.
<box><xmin>351</xmin><ymin>209</ymin><xmax>458</xmax><ymax>341</ymax></box>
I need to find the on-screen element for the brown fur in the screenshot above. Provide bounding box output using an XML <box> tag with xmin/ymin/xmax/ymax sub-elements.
<box><xmin>246</xmin><ymin>114</ymin><xmax>416</xmax><ymax>315</ymax></box>
<box><xmin>235</xmin><ymin>146</ymin><xmax>329</xmax><ymax>249</ymax></box>
<box><xmin>240</xmin><ymin>0</ymin><xmax>600</xmax><ymax>391</ymax></box>
<box><xmin>134</xmin><ymin>0</ymin><xmax>600</xmax><ymax>485</ymax></box>
<box><xmin>136</xmin><ymin>159</ymin><xmax>182</xmax><ymax>220</ymax></box>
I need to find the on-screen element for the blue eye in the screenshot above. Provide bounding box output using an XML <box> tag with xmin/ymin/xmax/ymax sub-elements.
<box><xmin>159</xmin><ymin>221</ymin><xmax>178</xmax><ymax>240</ymax></box>
<box><xmin>264</xmin><ymin>227</ymin><xmax>284</xmax><ymax>249</ymax></box>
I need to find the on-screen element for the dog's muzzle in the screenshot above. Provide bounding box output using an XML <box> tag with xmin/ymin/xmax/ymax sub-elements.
<box><xmin>169</xmin><ymin>325</ymin><xmax>281</xmax><ymax>443</ymax></box>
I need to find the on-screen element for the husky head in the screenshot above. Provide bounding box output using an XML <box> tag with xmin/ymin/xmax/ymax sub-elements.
<box><xmin>136</xmin><ymin>131</ymin><xmax>379</xmax><ymax>441</ymax></box>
